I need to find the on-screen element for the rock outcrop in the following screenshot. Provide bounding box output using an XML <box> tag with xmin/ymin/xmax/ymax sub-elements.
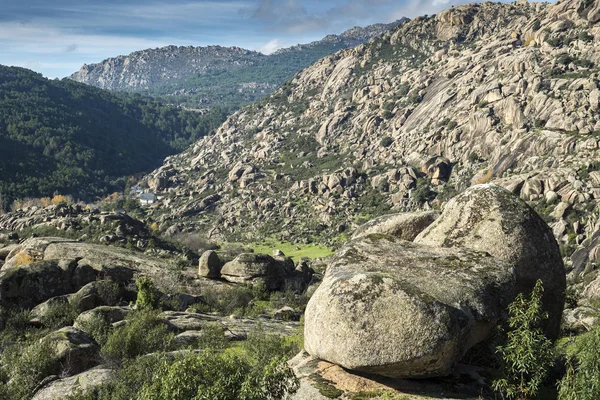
<box><xmin>415</xmin><ymin>184</ymin><xmax>566</xmax><ymax>338</ymax></box>
<box><xmin>351</xmin><ymin>211</ymin><xmax>438</xmax><ymax>240</ymax></box>
<box><xmin>220</xmin><ymin>253</ymin><xmax>296</xmax><ymax>290</ymax></box>
<box><xmin>304</xmin><ymin>185</ymin><xmax>565</xmax><ymax>378</ymax></box>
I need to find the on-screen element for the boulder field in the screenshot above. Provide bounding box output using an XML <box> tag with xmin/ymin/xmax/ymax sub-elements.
<box><xmin>304</xmin><ymin>184</ymin><xmax>566</xmax><ymax>379</ymax></box>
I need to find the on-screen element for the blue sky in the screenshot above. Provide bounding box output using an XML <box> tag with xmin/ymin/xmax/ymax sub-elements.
<box><xmin>0</xmin><ymin>0</ymin><xmax>473</xmax><ymax>78</ymax></box>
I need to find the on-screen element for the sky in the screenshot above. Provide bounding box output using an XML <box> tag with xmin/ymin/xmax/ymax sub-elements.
<box><xmin>0</xmin><ymin>0</ymin><xmax>479</xmax><ymax>79</ymax></box>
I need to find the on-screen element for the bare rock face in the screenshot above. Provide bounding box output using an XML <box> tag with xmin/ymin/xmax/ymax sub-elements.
<box><xmin>351</xmin><ymin>211</ymin><xmax>438</xmax><ymax>240</ymax></box>
<box><xmin>415</xmin><ymin>184</ymin><xmax>566</xmax><ymax>338</ymax></box>
<box><xmin>305</xmin><ymin>185</ymin><xmax>566</xmax><ymax>379</ymax></box>
<box><xmin>304</xmin><ymin>235</ymin><xmax>516</xmax><ymax>379</ymax></box>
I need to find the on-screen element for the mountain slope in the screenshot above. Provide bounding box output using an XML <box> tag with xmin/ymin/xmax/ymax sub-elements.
<box><xmin>143</xmin><ymin>0</ymin><xmax>600</xmax><ymax>252</ymax></box>
<box><xmin>69</xmin><ymin>20</ymin><xmax>406</xmax><ymax>108</ymax></box>
<box><xmin>0</xmin><ymin>66</ymin><xmax>227</xmax><ymax>204</ymax></box>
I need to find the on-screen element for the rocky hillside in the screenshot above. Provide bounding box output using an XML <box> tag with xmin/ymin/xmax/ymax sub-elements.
<box><xmin>141</xmin><ymin>0</ymin><xmax>600</xmax><ymax>271</ymax></box>
<box><xmin>69</xmin><ymin>20</ymin><xmax>406</xmax><ymax>108</ymax></box>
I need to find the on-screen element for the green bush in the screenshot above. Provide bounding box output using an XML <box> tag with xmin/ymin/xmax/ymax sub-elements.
<box><xmin>101</xmin><ymin>310</ymin><xmax>174</xmax><ymax>367</ymax></box>
<box><xmin>136</xmin><ymin>276</ymin><xmax>161</xmax><ymax>310</ymax></box>
<box><xmin>137</xmin><ymin>351</ymin><xmax>298</xmax><ymax>400</ymax></box>
<box><xmin>194</xmin><ymin>285</ymin><xmax>255</xmax><ymax>315</ymax></box>
<box><xmin>96</xmin><ymin>279</ymin><xmax>121</xmax><ymax>306</ymax></box>
<box><xmin>66</xmin><ymin>354</ymin><xmax>167</xmax><ymax>400</ymax></box>
<box><xmin>40</xmin><ymin>300</ymin><xmax>79</xmax><ymax>329</ymax></box>
<box><xmin>0</xmin><ymin>338</ymin><xmax>61</xmax><ymax>400</ymax></box>
<box><xmin>493</xmin><ymin>280</ymin><xmax>554</xmax><ymax>400</ymax></box>
<box><xmin>380</xmin><ymin>136</ymin><xmax>394</xmax><ymax>148</ymax></box>
<box><xmin>558</xmin><ymin>326</ymin><xmax>600</xmax><ymax>400</ymax></box>
<box><xmin>77</xmin><ymin>312</ymin><xmax>113</xmax><ymax>346</ymax></box>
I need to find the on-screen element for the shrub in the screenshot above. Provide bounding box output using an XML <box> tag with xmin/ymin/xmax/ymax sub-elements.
<box><xmin>493</xmin><ymin>280</ymin><xmax>554</xmax><ymax>400</ymax></box>
<box><xmin>412</xmin><ymin>178</ymin><xmax>435</xmax><ymax>205</ymax></box>
<box><xmin>100</xmin><ymin>309</ymin><xmax>174</xmax><ymax>367</ymax></box>
<box><xmin>40</xmin><ymin>300</ymin><xmax>79</xmax><ymax>329</ymax></box>
<box><xmin>195</xmin><ymin>285</ymin><xmax>255</xmax><ymax>315</ymax></box>
<box><xmin>558</xmin><ymin>325</ymin><xmax>600</xmax><ymax>400</ymax></box>
<box><xmin>66</xmin><ymin>354</ymin><xmax>167</xmax><ymax>400</ymax></box>
<box><xmin>77</xmin><ymin>313</ymin><xmax>113</xmax><ymax>346</ymax></box>
<box><xmin>0</xmin><ymin>339</ymin><xmax>61</xmax><ymax>400</ymax></box>
<box><xmin>137</xmin><ymin>351</ymin><xmax>298</xmax><ymax>400</ymax></box>
<box><xmin>136</xmin><ymin>276</ymin><xmax>161</xmax><ymax>309</ymax></box>
<box><xmin>579</xmin><ymin>31</ymin><xmax>594</xmax><ymax>42</ymax></box>
<box><xmin>95</xmin><ymin>279</ymin><xmax>121</xmax><ymax>306</ymax></box>
<box><xmin>380</xmin><ymin>136</ymin><xmax>394</xmax><ymax>148</ymax></box>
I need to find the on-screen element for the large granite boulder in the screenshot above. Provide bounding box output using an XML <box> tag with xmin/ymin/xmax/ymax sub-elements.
<box><xmin>220</xmin><ymin>253</ymin><xmax>295</xmax><ymax>290</ymax></box>
<box><xmin>304</xmin><ymin>185</ymin><xmax>566</xmax><ymax>379</ymax></box>
<box><xmin>304</xmin><ymin>235</ymin><xmax>516</xmax><ymax>378</ymax></box>
<box><xmin>351</xmin><ymin>211</ymin><xmax>438</xmax><ymax>240</ymax></box>
<box><xmin>0</xmin><ymin>260</ymin><xmax>97</xmax><ymax>308</ymax></box>
<box><xmin>415</xmin><ymin>184</ymin><xmax>566</xmax><ymax>338</ymax></box>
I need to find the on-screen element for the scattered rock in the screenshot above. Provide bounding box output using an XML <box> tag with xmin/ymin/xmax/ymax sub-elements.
<box><xmin>198</xmin><ymin>250</ymin><xmax>222</xmax><ymax>279</ymax></box>
<box><xmin>351</xmin><ymin>211</ymin><xmax>438</xmax><ymax>240</ymax></box>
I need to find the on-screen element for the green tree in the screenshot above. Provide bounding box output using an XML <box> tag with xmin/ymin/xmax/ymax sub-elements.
<box><xmin>135</xmin><ymin>276</ymin><xmax>161</xmax><ymax>309</ymax></box>
<box><xmin>493</xmin><ymin>280</ymin><xmax>554</xmax><ymax>400</ymax></box>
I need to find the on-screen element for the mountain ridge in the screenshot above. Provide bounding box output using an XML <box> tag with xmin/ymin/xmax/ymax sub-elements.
<box><xmin>69</xmin><ymin>19</ymin><xmax>407</xmax><ymax>108</ymax></box>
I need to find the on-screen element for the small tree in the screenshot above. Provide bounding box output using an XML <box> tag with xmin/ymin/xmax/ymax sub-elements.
<box><xmin>136</xmin><ymin>276</ymin><xmax>161</xmax><ymax>309</ymax></box>
<box><xmin>493</xmin><ymin>280</ymin><xmax>554</xmax><ymax>400</ymax></box>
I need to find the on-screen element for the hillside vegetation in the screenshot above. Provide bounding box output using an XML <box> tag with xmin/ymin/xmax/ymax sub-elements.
<box><xmin>0</xmin><ymin>66</ymin><xmax>227</xmax><ymax>205</ymax></box>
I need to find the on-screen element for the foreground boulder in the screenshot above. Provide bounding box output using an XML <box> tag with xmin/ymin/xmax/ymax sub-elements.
<box><xmin>304</xmin><ymin>235</ymin><xmax>516</xmax><ymax>378</ymax></box>
<box><xmin>415</xmin><ymin>184</ymin><xmax>566</xmax><ymax>338</ymax></box>
<box><xmin>304</xmin><ymin>184</ymin><xmax>566</xmax><ymax>379</ymax></box>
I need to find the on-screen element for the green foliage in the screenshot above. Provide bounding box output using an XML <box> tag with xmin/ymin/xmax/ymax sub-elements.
<box><xmin>0</xmin><ymin>65</ymin><xmax>227</xmax><ymax>203</ymax></box>
<box><xmin>558</xmin><ymin>326</ymin><xmax>600</xmax><ymax>400</ymax></box>
<box><xmin>77</xmin><ymin>313</ymin><xmax>114</xmax><ymax>346</ymax></box>
<box><xmin>136</xmin><ymin>276</ymin><xmax>161</xmax><ymax>309</ymax></box>
<box><xmin>40</xmin><ymin>300</ymin><xmax>79</xmax><ymax>329</ymax></box>
<box><xmin>66</xmin><ymin>354</ymin><xmax>167</xmax><ymax>400</ymax></box>
<box><xmin>579</xmin><ymin>31</ymin><xmax>594</xmax><ymax>42</ymax></box>
<box><xmin>0</xmin><ymin>307</ymin><xmax>32</xmax><ymax>344</ymax></box>
<box><xmin>193</xmin><ymin>285</ymin><xmax>255</xmax><ymax>315</ymax></box>
<box><xmin>95</xmin><ymin>279</ymin><xmax>121</xmax><ymax>306</ymax></box>
<box><xmin>493</xmin><ymin>280</ymin><xmax>554</xmax><ymax>400</ymax></box>
<box><xmin>412</xmin><ymin>178</ymin><xmax>435</xmax><ymax>205</ymax></box>
<box><xmin>101</xmin><ymin>309</ymin><xmax>174</xmax><ymax>367</ymax></box>
<box><xmin>0</xmin><ymin>338</ymin><xmax>61</xmax><ymax>400</ymax></box>
<box><xmin>380</xmin><ymin>136</ymin><xmax>394</xmax><ymax>148</ymax></box>
<box><xmin>137</xmin><ymin>350</ymin><xmax>298</xmax><ymax>400</ymax></box>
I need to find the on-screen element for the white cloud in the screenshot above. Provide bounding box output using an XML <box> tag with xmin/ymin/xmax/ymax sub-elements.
<box><xmin>258</xmin><ymin>38</ymin><xmax>287</xmax><ymax>54</ymax></box>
